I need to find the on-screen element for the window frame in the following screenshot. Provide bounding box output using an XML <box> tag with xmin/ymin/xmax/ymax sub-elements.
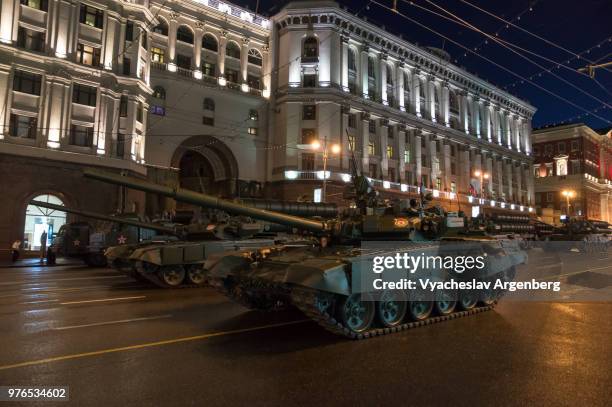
<box><xmin>12</xmin><ymin>70</ymin><xmax>42</xmax><ymax>95</ymax></box>
<box><xmin>72</xmin><ymin>83</ymin><xmax>97</xmax><ymax>107</ymax></box>
<box><xmin>9</xmin><ymin>114</ymin><xmax>37</xmax><ymax>139</ymax></box>
<box><xmin>79</xmin><ymin>4</ymin><xmax>103</xmax><ymax>29</ymax></box>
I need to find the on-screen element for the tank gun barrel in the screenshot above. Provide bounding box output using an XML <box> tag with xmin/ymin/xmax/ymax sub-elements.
<box><xmin>236</xmin><ymin>199</ymin><xmax>338</xmax><ymax>218</ymax></box>
<box><xmin>30</xmin><ymin>201</ymin><xmax>177</xmax><ymax>235</ymax></box>
<box><xmin>83</xmin><ymin>170</ymin><xmax>327</xmax><ymax>233</ymax></box>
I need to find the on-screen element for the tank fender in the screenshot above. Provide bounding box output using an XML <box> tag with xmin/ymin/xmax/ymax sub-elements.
<box><xmin>206</xmin><ymin>253</ymin><xmax>253</xmax><ymax>279</ymax></box>
<box><xmin>283</xmin><ymin>259</ymin><xmax>350</xmax><ymax>295</ymax></box>
<box><xmin>130</xmin><ymin>247</ymin><xmax>162</xmax><ymax>266</ymax></box>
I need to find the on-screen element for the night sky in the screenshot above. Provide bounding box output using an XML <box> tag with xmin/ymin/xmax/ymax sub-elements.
<box><xmin>235</xmin><ymin>0</ymin><xmax>612</xmax><ymax>130</ymax></box>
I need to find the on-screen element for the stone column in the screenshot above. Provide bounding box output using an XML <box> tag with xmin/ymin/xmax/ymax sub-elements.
<box><xmin>514</xmin><ymin>163</ymin><xmax>523</xmax><ymax>204</ymax></box>
<box><xmin>427</xmin><ymin>76</ymin><xmax>435</xmax><ymax>121</ymax></box>
<box><xmin>442</xmin><ymin>82</ymin><xmax>450</xmax><ymax>127</ymax></box>
<box><xmin>380</xmin><ymin>120</ymin><xmax>389</xmax><ymax>177</ymax></box>
<box><xmin>167</xmin><ymin>13</ymin><xmax>179</xmax><ymax>66</ymax></box>
<box><xmin>240</xmin><ymin>37</ymin><xmax>249</xmax><ymax>84</ymax></box>
<box><xmin>460</xmin><ymin>92</ymin><xmax>470</xmax><ymax>134</ymax></box>
<box><xmin>397</xmin><ymin>64</ymin><xmax>405</xmax><ymax>111</ymax></box>
<box><xmin>495</xmin><ymin>158</ymin><xmax>504</xmax><ymax>198</ymax></box>
<box><xmin>341</xmin><ymin>35</ymin><xmax>349</xmax><ymax>91</ymax></box>
<box><xmin>341</xmin><ymin>105</ymin><xmax>350</xmax><ymax>169</ymax></box>
<box><xmin>413</xmin><ymin>70</ymin><xmax>421</xmax><ymax>117</ymax></box>
<box><xmin>102</xmin><ymin>14</ymin><xmax>120</xmax><ymax>70</ymax></box>
<box><xmin>505</xmin><ymin>113</ymin><xmax>512</xmax><ymax>149</ymax></box>
<box><xmin>218</xmin><ymin>31</ymin><xmax>227</xmax><ymax>79</ymax></box>
<box><xmin>398</xmin><ymin>127</ymin><xmax>406</xmax><ymax>181</ymax></box>
<box><xmin>483</xmin><ymin>102</ymin><xmax>491</xmax><ymax>141</ymax></box>
<box><xmin>0</xmin><ymin>0</ymin><xmax>19</xmax><ymax>44</ymax></box>
<box><xmin>0</xmin><ymin>66</ymin><xmax>10</xmax><ymax>139</ymax></box>
<box><xmin>360</xmin><ymin>46</ymin><xmax>369</xmax><ymax>98</ymax></box>
<box><xmin>442</xmin><ymin>142</ymin><xmax>451</xmax><ymax>191</ymax></box>
<box><xmin>460</xmin><ymin>148</ymin><xmax>471</xmax><ymax>194</ymax></box>
<box><xmin>379</xmin><ymin>54</ymin><xmax>387</xmax><ymax>104</ymax></box>
<box><xmin>429</xmin><ymin>138</ymin><xmax>438</xmax><ymax>184</ymax></box>
<box><xmin>415</xmin><ymin>133</ymin><xmax>423</xmax><ymax>186</ymax></box>
<box><xmin>473</xmin><ymin>98</ymin><xmax>481</xmax><ymax>138</ymax></box>
<box><xmin>361</xmin><ymin>112</ymin><xmax>370</xmax><ymax>173</ymax></box>
<box><xmin>194</xmin><ymin>24</ymin><xmax>204</xmax><ymax>73</ymax></box>
<box><xmin>505</xmin><ymin>160</ymin><xmax>513</xmax><ymax>201</ymax></box>
<box><xmin>486</xmin><ymin>156</ymin><xmax>493</xmax><ymax>197</ymax></box>
<box><xmin>261</xmin><ymin>43</ymin><xmax>271</xmax><ymax>97</ymax></box>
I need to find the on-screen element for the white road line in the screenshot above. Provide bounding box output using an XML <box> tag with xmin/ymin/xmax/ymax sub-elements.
<box><xmin>53</xmin><ymin>314</ymin><xmax>173</xmax><ymax>331</ymax></box>
<box><xmin>20</xmin><ymin>299</ymin><xmax>60</xmax><ymax>305</ymax></box>
<box><xmin>60</xmin><ymin>296</ymin><xmax>146</xmax><ymax>305</ymax></box>
<box><xmin>0</xmin><ymin>275</ymin><xmax>127</xmax><ymax>286</ymax></box>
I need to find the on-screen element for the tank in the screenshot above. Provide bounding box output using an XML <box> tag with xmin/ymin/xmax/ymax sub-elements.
<box><xmin>543</xmin><ymin>217</ymin><xmax>611</xmax><ymax>253</ymax></box>
<box><xmin>83</xmin><ymin>169</ymin><xmax>527</xmax><ymax>338</ymax></box>
<box><xmin>34</xmin><ymin>201</ymin><xmax>174</xmax><ymax>267</ymax></box>
<box><xmin>104</xmin><ymin>203</ymin><xmax>331</xmax><ymax>288</ymax></box>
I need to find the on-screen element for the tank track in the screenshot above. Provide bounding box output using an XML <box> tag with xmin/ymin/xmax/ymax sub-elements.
<box><xmin>291</xmin><ymin>288</ymin><xmax>495</xmax><ymax>340</ymax></box>
<box><xmin>136</xmin><ymin>269</ymin><xmax>206</xmax><ymax>289</ymax></box>
<box><xmin>209</xmin><ymin>277</ymin><xmax>289</xmax><ymax>310</ymax></box>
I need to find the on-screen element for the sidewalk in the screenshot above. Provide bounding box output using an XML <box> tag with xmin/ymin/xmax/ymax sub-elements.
<box><xmin>0</xmin><ymin>257</ymin><xmax>81</xmax><ymax>268</ymax></box>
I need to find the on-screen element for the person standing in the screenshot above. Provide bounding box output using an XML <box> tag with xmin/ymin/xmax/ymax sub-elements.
<box><xmin>11</xmin><ymin>240</ymin><xmax>21</xmax><ymax>262</ymax></box>
<box><xmin>39</xmin><ymin>230</ymin><xmax>47</xmax><ymax>262</ymax></box>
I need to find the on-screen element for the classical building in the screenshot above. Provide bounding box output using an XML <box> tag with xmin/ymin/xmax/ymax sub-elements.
<box><xmin>0</xmin><ymin>0</ymin><xmax>538</xmax><ymax>253</ymax></box>
<box><xmin>532</xmin><ymin>123</ymin><xmax>612</xmax><ymax>222</ymax></box>
<box><xmin>267</xmin><ymin>1</ymin><xmax>536</xmax><ymax>215</ymax></box>
<box><xmin>0</xmin><ymin>0</ymin><xmax>155</xmax><ymax>251</ymax></box>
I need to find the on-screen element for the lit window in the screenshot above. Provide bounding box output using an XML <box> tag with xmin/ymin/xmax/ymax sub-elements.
<box><xmin>368</xmin><ymin>141</ymin><xmax>376</xmax><ymax>156</ymax></box>
<box><xmin>151</xmin><ymin>47</ymin><xmax>165</xmax><ymax>63</ymax></box>
<box><xmin>76</xmin><ymin>43</ymin><xmax>101</xmax><ymax>66</ymax></box>
<box><xmin>20</xmin><ymin>0</ymin><xmax>48</xmax><ymax>12</ymax></box>
<box><xmin>247</xmin><ymin>127</ymin><xmax>258</xmax><ymax>135</ymax></box>
<box><xmin>404</xmin><ymin>149</ymin><xmax>410</xmax><ymax>164</ymax></box>
<box><xmin>386</xmin><ymin>145</ymin><xmax>393</xmax><ymax>159</ymax></box>
<box><xmin>249</xmin><ymin>109</ymin><xmax>258</xmax><ymax>121</ymax></box>
<box><xmin>79</xmin><ymin>5</ymin><xmax>103</xmax><ymax>29</ymax></box>
<box><xmin>153</xmin><ymin>86</ymin><xmax>165</xmax><ymax>100</ymax></box>
<box><xmin>151</xmin><ymin>105</ymin><xmax>165</xmax><ymax>116</ymax></box>
<box><xmin>347</xmin><ymin>134</ymin><xmax>356</xmax><ymax>151</ymax></box>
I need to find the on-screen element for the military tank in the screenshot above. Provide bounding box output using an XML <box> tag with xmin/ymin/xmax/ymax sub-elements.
<box><xmin>542</xmin><ymin>217</ymin><xmax>611</xmax><ymax>253</ymax></box>
<box><xmin>33</xmin><ymin>201</ymin><xmax>174</xmax><ymax>267</ymax></box>
<box><xmin>84</xmin><ymin>168</ymin><xmax>527</xmax><ymax>339</ymax></box>
<box><xmin>104</xmin><ymin>201</ymin><xmax>334</xmax><ymax>288</ymax></box>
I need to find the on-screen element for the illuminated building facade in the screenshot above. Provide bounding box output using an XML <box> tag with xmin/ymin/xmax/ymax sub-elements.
<box><xmin>533</xmin><ymin>123</ymin><xmax>612</xmax><ymax>222</ymax></box>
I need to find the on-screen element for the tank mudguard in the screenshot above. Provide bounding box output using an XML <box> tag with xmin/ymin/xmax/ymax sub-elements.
<box><xmin>281</xmin><ymin>259</ymin><xmax>350</xmax><ymax>295</ymax></box>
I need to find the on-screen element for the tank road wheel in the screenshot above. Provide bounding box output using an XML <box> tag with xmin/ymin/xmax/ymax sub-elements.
<box><xmin>408</xmin><ymin>300</ymin><xmax>434</xmax><ymax>321</ymax></box>
<box><xmin>479</xmin><ymin>280</ymin><xmax>498</xmax><ymax>306</ymax></box>
<box><xmin>158</xmin><ymin>266</ymin><xmax>186</xmax><ymax>287</ymax></box>
<box><xmin>458</xmin><ymin>290</ymin><xmax>478</xmax><ymax>310</ymax></box>
<box><xmin>186</xmin><ymin>265</ymin><xmax>207</xmax><ymax>286</ymax></box>
<box><xmin>376</xmin><ymin>291</ymin><xmax>408</xmax><ymax>327</ymax></box>
<box><xmin>338</xmin><ymin>293</ymin><xmax>376</xmax><ymax>333</ymax></box>
<box><xmin>434</xmin><ymin>290</ymin><xmax>457</xmax><ymax>316</ymax></box>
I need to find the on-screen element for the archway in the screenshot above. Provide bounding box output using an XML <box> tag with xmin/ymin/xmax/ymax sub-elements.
<box><xmin>171</xmin><ymin>135</ymin><xmax>239</xmax><ymax>198</ymax></box>
<box><xmin>24</xmin><ymin>194</ymin><xmax>66</xmax><ymax>250</ymax></box>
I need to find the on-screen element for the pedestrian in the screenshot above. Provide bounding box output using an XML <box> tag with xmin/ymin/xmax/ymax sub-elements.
<box><xmin>40</xmin><ymin>230</ymin><xmax>47</xmax><ymax>262</ymax></box>
<box><xmin>11</xmin><ymin>240</ymin><xmax>21</xmax><ymax>263</ymax></box>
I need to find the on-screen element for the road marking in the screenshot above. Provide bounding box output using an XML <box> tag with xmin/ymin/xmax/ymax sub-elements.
<box><xmin>535</xmin><ymin>264</ymin><xmax>612</xmax><ymax>281</ymax></box>
<box><xmin>20</xmin><ymin>299</ymin><xmax>60</xmax><ymax>305</ymax></box>
<box><xmin>53</xmin><ymin>315</ymin><xmax>173</xmax><ymax>331</ymax></box>
<box><xmin>0</xmin><ymin>275</ymin><xmax>127</xmax><ymax>286</ymax></box>
<box><xmin>0</xmin><ymin>319</ymin><xmax>310</xmax><ymax>371</ymax></box>
<box><xmin>60</xmin><ymin>296</ymin><xmax>146</xmax><ymax>305</ymax></box>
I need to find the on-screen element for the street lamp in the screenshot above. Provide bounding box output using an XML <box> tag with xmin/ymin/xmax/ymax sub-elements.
<box><xmin>561</xmin><ymin>189</ymin><xmax>576</xmax><ymax>216</ymax></box>
<box><xmin>311</xmin><ymin>139</ymin><xmax>341</xmax><ymax>203</ymax></box>
<box><xmin>473</xmin><ymin>170</ymin><xmax>489</xmax><ymax>199</ymax></box>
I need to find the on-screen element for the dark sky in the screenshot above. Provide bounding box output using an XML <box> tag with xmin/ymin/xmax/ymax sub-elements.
<box><xmin>236</xmin><ymin>0</ymin><xmax>612</xmax><ymax>130</ymax></box>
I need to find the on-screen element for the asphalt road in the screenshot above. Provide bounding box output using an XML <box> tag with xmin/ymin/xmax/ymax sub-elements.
<box><xmin>0</xmin><ymin>249</ymin><xmax>609</xmax><ymax>406</ymax></box>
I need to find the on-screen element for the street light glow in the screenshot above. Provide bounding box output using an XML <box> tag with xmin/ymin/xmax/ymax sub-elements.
<box><xmin>562</xmin><ymin>190</ymin><xmax>575</xmax><ymax>198</ymax></box>
<box><xmin>331</xmin><ymin>144</ymin><xmax>341</xmax><ymax>154</ymax></box>
<box><xmin>311</xmin><ymin>140</ymin><xmax>321</xmax><ymax>150</ymax></box>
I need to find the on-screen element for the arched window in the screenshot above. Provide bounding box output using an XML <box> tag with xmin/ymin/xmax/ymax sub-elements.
<box><xmin>203</xmin><ymin>97</ymin><xmax>215</xmax><ymax>111</ymax></box>
<box><xmin>202</xmin><ymin>34</ymin><xmax>218</xmax><ymax>52</ymax></box>
<box><xmin>153</xmin><ymin>86</ymin><xmax>166</xmax><ymax>100</ymax></box>
<box><xmin>176</xmin><ymin>25</ymin><xmax>194</xmax><ymax>44</ymax></box>
<box><xmin>248</xmin><ymin>49</ymin><xmax>262</xmax><ymax>66</ymax></box>
<box><xmin>347</xmin><ymin>48</ymin><xmax>357</xmax><ymax>71</ymax></box>
<box><xmin>303</xmin><ymin>36</ymin><xmax>318</xmax><ymax>58</ymax></box>
<box><xmin>226</xmin><ymin>41</ymin><xmax>241</xmax><ymax>59</ymax></box>
<box><xmin>25</xmin><ymin>194</ymin><xmax>66</xmax><ymax>250</ymax></box>
<box><xmin>153</xmin><ymin>19</ymin><xmax>168</xmax><ymax>36</ymax></box>
<box><xmin>386</xmin><ymin>65</ymin><xmax>394</xmax><ymax>86</ymax></box>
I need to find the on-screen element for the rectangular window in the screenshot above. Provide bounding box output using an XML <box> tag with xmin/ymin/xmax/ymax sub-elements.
<box><xmin>557</xmin><ymin>142</ymin><xmax>566</xmax><ymax>154</ymax></box>
<box><xmin>247</xmin><ymin>75</ymin><xmax>261</xmax><ymax>90</ymax></box>
<box><xmin>247</xmin><ymin>127</ymin><xmax>258</xmax><ymax>135</ymax></box>
<box><xmin>249</xmin><ymin>109</ymin><xmax>258</xmax><ymax>121</ymax></box>
<box><xmin>79</xmin><ymin>4</ymin><xmax>103</xmax><ymax>29</ymax></box>
<box><xmin>347</xmin><ymin>134</ymin><xmax>356</xmax><ymax>151</ymax></box>
<box><xmin>369</xmin><ymin>120</ymin><xmax>376</xmax><ymax>134</ymax></box>
<box><xmin>70</xmin><ymin>124</ymin><xmax>94</xmax><ymax>147</ymax></box>
<box><xmin>451</xmin><ymin>181</ymin><xmax>457</xmax><ymax>193</ymax></box>
<box><xmin>20</xmin><ymin>0</ymin><xmax>48</xmax><ymax>12</ymax></box>
<box><xmin>136</xmin><ymin>102</ymin><xmax>143</xmax><ymax>123</ymax></box>
<box><xmin>303</xmin><ymin>74</ymin><xmax>316</xmax><ymax>88</ymax></box>
<box><xmin>404</xmin><ymin>149</ymin><xmax>410</xmax><ymax>164</ymax></box>
<box><xmin>13</xmin><ymin>70</ymin><xmax>42</xmax><ymax>95</ymax></box>
<box><xmin>76</xmin><ymin>43</ymin><xmax>101</xmax><ymax>66</ymax></box>
<box><xmin>119</xmin><ymin>95</ymin><xmax>128</xmax><ymax>117</ymax></box>
<box><xmin>125</xmin><ymin>22</ymin><xmax>134</xmax><ymax>41</ymax></box>
<box><xmin>546</xmin><ymin>192</ymin><xmax>553</xmax><ymax>203</ymax></box>
<box><xmin>368</xmin><ymin>141</ymin><xmax>376</xmax><ymax>156</ymax></box>
<box><xmin>150</xmin><ymin>105</ymin><xmax>165</xmax><ymax>116</ymax></box>
<box><xmin>202</xmin><ymin>116</ymin><xmax>214</xmax><ymax>126</ymax></box>
<box><xmin>348</xmin><ymin>113</ymin><xmax>356</xmax><ymax>128</ymax></box>
<box><xmin>123</xmin><ymin>58</ymin><xmax>131</xmax><ymax>75</ymax></box>
<box><xmin>386</xmin><ymin>145</ymin><xmax>393</xmax><ymax>159</ymax></box>
<box><xmin>72</xmin><ymin>83</ymin><xmax>97</xmax><ymax>106</ymax></box>
<box><xmin>225</xmin><ymin>68</ymin><xmax>239</xmax><ymax>83</ymax></box>
<box><xmin>533</xmin><ymin>146</ymin><xmax>540</xmax><ymax>156</ymax></box>
<box><xmin>9</xmin><ymin>114</ymin><xmax>37</xmax><ymax>139</ymax></box>
<box><xmin>302</xmin><ymin>153</ymin><xmax>315</xmax><ymax>171</ymax></box>
<box><xmin>303</xmin><ymin>105</ymin><xmax>316</xmax><ymax>120</ymax></box>
<box><xmin>544</xmin><ymin>144</ymin><xmax>553</xmax><ymax>155</ymax></box>
<box><xmin>369</xmin><ymin>163</ymin><xmax>378</xmax><ymax>178</ymax></box>
<box><xmin>176</xmin><ymin>54</ymin><xmax>191</xmax><ymax>70</ymax></box>
<box><xmin>202</xmin><ymin>62</ymin><xmax>215</xmax><ymax>77</ymax></box>
<box><xmin>388</xmin><ymin>168</ymin><xmax>396</xmax><ymax>181</ymax></box>
<box><xmin>16</xmin><ymin>27</ymin><xmax>45</xmax><ymax>52</ymax></box>
<box><xmin>436</xmin><ymin>178</ymin><xmax>442</xmax><ymax>190</ymax></box>
<box><xmin>301</xmin><ymin>129</ymin><xmax>316</xmax><ymax>144</ymax></box>
<box><xmin>570</xmin><ymin>160</ymin><xmax>580</xmax><ymax>175</ymax></box>
<box><xmin>151</xmin><ymin>47</ymin><xmax>165</xmax><ymax>63</ymax></box>
<box><xmin>571</xmin><ymin>140</ymin><xmax>579</xmax><ymax>152</ymax></box>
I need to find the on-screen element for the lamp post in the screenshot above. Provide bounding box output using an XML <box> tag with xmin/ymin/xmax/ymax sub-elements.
<box><xmin>311</xmin><ymin>139</ymin><xmax>341</xmax><ymax>203</ymax></box>
<box><xmin>473</xmin><ymin>170</ymin><xmax>489</xmax><ymax>199</ymax></box>
<box><xmin>561</xmin><ymin>190</ymin><xmax>576</xmax><ymax>216</ymax></box>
